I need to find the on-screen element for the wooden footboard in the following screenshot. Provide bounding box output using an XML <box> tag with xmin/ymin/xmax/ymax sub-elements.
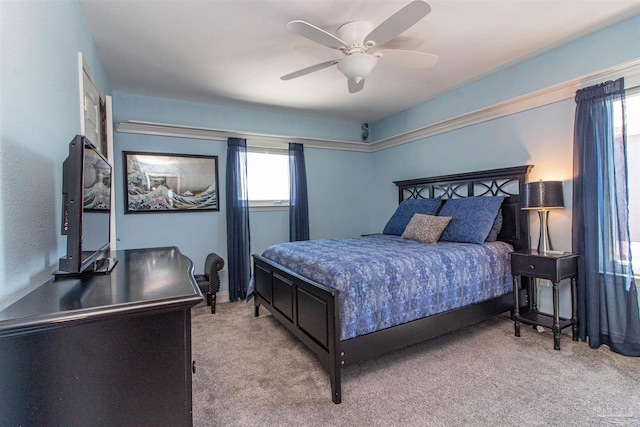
<box><xmin>253</xmin><ymin>255</ymin><xmax>343</xmax><ymax>403</ymax></box>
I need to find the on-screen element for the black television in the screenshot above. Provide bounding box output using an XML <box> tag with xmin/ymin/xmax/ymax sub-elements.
<box><xmin>57</xmin><ymin>135</ymin><xmax>117</xmax><ymax>276</ymax></box>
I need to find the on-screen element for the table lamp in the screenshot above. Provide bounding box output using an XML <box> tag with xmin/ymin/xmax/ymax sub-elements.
<box><xmin>522</xmin><ymin>181</ymin><xmax>564</xmax><ymax>252</ymax></box>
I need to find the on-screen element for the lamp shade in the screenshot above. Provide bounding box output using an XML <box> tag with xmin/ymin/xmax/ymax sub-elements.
<box><xmin>522</xmin><ymin>181</ymin><xmax>564</xmax><ymax>210</ymax></box>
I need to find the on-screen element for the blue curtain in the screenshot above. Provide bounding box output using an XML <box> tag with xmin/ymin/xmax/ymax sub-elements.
<box><xmin>289</xmin><ymin>143</ymin><xmax>310</xmax><ymax>241</ymax></box>
<box><xmin>572</xmin><ymin>78</ymin><xmax>639</xmax><ymax>356</ymax></box>
<box><xmin>226</xmin><ymin>137</ymin><xmax>251</xmax><ymax>301</ymax></box>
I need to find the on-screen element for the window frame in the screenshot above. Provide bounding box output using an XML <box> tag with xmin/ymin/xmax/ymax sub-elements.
<box><xmin>610</xmin><ymin>90</ymin><xmax>639</xmax><ymax>279</ymax></box>
<box><xmin>622</xmin><ymin>91</ymin><xmax>639</xmax><ymax>278</ymax></box>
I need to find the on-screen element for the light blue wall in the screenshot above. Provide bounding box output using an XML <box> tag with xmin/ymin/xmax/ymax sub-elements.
<box><xmin>250</xmin><ymin>210</ymin><xmax>289</xmax><ymax>257</ymax></box>
<box><xmin>372</xmin><ymin>100</ymin><xmax>575</xmax><ymax>248</ymax></box>
<box><xmin>2</xmin><ymin>2</ymin><xmax>636</xmax><ymax>314</ymax></box>
<box><xmin>372</xmin><ymin>14</ymin><xmax>640</xmax><ymax>142</ymax></box>
<box><xmin>112</xmin><ymin>92</ymin><xmax>373</xmax><ymax>296</ymax></box>
<box><xmin>371</xmin><ymin>15</ymin><xmax>640</xmax><ymax>317</ymax></box>
<box><xmin>112</xmin><ymin>132</ymin><xmax>228</xmax><ymax>282</ymax></box>
<box><xmin>113</xmin><ymin>92</ymin><xmax>362</xmax><ymax>142</ymax></box>
<box><xmin>306</xmin><ymin>147</ymin><xmax>374</xmax><ymax>238</ymax></box>
<box><xmin>371</xmin><ymin>12</ymin><xmax>640</xmax><ymax>257</ymax></box>
<box><xmin>0</xmin><ymin>0</ymin><xmax>109</xmax><ymax>309</ymax></box>
<box><xmin>250</xmin><ymin>148</ymin><xmax>375</xmax><ymax>256</ymax></box>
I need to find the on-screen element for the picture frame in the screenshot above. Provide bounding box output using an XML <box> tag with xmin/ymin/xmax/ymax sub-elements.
<box><xmin>123</xmin><ymin>151</ymin><xmax>219</xmax><ymax>213</ymax></box>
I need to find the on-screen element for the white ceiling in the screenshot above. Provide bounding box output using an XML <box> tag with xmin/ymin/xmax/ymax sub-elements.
<box><xmin>80</xmin><ymin>0</ymin><xmax>639</xmax><ymax>124</ymax></box>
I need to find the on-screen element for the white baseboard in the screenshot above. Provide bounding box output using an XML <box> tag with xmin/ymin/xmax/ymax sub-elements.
<box><xmin>216</xmin><ymin>291</ymin><xmax>230</xmax><ymax>303</ymax></box>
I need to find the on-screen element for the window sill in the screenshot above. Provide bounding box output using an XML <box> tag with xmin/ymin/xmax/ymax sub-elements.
<box><xmin>249</xmin><ymin>199</ymin><xmax>289</xmax><ymax>210</ymax></box>
<box><xmin>249</xmin><ymin>205</ymin><xmax>289</xmax><ymax>212</ymax></box>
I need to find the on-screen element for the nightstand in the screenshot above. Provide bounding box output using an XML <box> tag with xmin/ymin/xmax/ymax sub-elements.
<box><xmin>511</xmin><ymin>249</ymin><xmax>579</xmax><ymax>350</ymax></box>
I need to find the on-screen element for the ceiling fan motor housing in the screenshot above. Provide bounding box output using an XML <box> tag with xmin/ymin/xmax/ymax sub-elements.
<box><xmin>335</xmin><ymin>21</ymin><xmax>378</xmax><ymax>82</ymax></box>
<box><xmin>336</xmin><ymin>21</ymin><xmax>374</xmax><ymax>50</ymax></box>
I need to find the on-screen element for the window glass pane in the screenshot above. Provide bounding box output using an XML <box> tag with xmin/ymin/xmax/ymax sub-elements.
<box><xmin>247</xmin><ymin>151</ymin><xmax>289</xmax><ymax>203</ymax></box>
<box><xmin>626</xmin><ymin>94</ymin><xmax>639</xmax><ymax>273</ymax></box>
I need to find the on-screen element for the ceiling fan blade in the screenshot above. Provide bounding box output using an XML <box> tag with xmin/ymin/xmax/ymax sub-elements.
<box><xmin>365</xmin><ymin>0</ymin><xmax>431</xmax><ymax>48</ymax></box>
<box><xmin>376</xmin><ymin>50</ymin><xmax>438</xmax><ymax>68</ymax></box>
<box><xmin>287</xmin><ymin>20</ymin><xmax>348</xmax><ymax>50</ymax></box>
<box><xmin>348</xmin><ymin>78</ymin><xmax>364</xmax><ymax>94</ymax></box>
<box><xmin>281</xmin><ymin>60</ymin><xmax>338</xmax><ymax>81</ymax></box>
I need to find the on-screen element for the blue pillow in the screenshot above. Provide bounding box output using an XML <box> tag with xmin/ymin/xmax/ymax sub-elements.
<box><xmin>438</xmin><ymin>196</ymin><xmax>505</xmax><ymax>244</ymax></box>
<box><xmin>485</xmin><ymin>209</ymin><xmax>503</xmax><ymax>243</ymax></box>
<box><xmin>383</xmin><ymin>197</ymin><xmax>442</xmax><ymax>236</ymax></box>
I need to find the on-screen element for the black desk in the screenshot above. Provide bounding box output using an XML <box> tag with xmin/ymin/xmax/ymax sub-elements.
<box><xmin>0</xmin><ymin>247</ymin><xmax>202</xmax><ymax>426</ymax></box>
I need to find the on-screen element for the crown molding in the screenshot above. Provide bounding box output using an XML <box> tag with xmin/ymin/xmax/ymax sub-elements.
<box><xmin>116</xmin><ymin>59</ymin><xmax>639</xmax><ymax>153</ymax></box>
<box><xmin>370</xmin><ymin>59</ymin><xmax>640</xmax><ymax>152</ymax></box>
<box><xmin>115</xmin><ymin>120</ymin><xmax>372</xmax><ymax>152</ymax></box>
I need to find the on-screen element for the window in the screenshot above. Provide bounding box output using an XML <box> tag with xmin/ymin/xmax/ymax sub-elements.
<box><xmin>246</xmin><ymin>148</ymin><xmax>289</xmax><ymax>208</ymax></box>
<box><xmin>625</xmin><ymin>92</ymin><xmax>639</xmax><ymax>275</ymax></box>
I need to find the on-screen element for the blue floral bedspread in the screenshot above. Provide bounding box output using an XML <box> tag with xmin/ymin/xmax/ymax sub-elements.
<box><xmin>258</xmin><ymin>234</ymin><xmax>513</xmax><ymax>341</ymax></box>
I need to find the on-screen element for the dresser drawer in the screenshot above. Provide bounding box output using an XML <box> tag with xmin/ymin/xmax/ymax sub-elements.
<box><xmin>511</xmin><ymin>255</ymin><xmax>557</xmax><ymax>280</ymax></box>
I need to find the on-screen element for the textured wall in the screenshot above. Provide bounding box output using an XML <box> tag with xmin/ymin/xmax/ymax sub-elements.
<box><xmin>0</xmin><ymin>1</ymin><xmax>109</xmax><ymax>309</ymax></box>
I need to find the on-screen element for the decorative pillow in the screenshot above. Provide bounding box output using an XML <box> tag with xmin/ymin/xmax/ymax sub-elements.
<box><xmin>438</xmin><ymin>196</ymin><xmax>505</xmax><ymax>244</ymax></box>
<box><xmin>383</xmin><ymin>197</ymin><xmax>442</xmax><ymax>236</ymax></box>
<box><xmin>401</xmin><ymin>214</ymin><xmax>452</xmax><ymax>244</ymax></box>
<box><xmin>485</xmin><ymin>209</ymin><xmax>503</xmax><ymax>243</ymax></box>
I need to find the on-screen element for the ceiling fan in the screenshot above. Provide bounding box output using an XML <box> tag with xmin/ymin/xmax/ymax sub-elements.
<box><xmin>281</xmin><ymin>0</ymin><xmax>438</xmax><ymax>94</ymax></box>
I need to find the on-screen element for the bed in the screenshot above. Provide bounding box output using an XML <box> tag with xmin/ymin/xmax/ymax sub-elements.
<box><xmin>252</xmin><ymin>165</ymin><xmax>533</xmax><ymax>404</ymax></box>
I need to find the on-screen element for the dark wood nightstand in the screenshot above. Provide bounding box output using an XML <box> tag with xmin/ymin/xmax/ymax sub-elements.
<box><xmin>511</xmin><ymin>249</ymin><xmax>579</xmax><ymax>350</ymax></box>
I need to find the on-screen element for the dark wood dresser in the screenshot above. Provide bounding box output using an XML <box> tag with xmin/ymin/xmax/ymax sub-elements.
<box><xmin>0</xmin><ymin>247</ymin><xmax>202</xmax><ymax>426</ymax></box>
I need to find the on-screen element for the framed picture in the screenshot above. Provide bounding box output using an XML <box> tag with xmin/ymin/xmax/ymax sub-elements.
<box><xmin>123</xmin><ymin>151</ymin><xmax>219</xmax><ymax>213</ymax></box>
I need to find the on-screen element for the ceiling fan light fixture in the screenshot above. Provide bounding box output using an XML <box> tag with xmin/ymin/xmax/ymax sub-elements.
<box><xmin>283</xmin><ymin>1</ymin><xmax>436</xmax><ymax>93</ymax></box>
<box><xmin>337</xmin><ymin>53</ymin><xmax>377</xmax><ymax>82</ymax></box>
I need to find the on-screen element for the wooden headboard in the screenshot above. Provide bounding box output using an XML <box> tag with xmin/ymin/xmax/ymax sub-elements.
<box><xmin>393</xmin><ymin>165</ymin><xmax>533</xmax><ymax>250</ymax></box>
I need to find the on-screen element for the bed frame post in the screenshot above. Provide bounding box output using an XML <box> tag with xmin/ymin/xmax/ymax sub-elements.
<box><xmin>252</xmin><ymin>255</ymin><xmax>344</xmax><ymax>403</ymax></box>
<box><xmin>328</xmin><ymin>290</ymin><xmax>341</xmax><ymax>404</ymax></box>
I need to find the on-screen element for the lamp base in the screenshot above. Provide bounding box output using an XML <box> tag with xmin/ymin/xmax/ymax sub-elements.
<box><xmin>537</xmin><ymin>210</ymin><xmax>553</xmax><ymax>253</ymax></box>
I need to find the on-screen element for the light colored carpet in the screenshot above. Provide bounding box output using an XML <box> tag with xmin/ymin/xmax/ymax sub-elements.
<box><xmin>191</xmin><ymin>301</ymin><xmax>640</xmax><ymax>427</ymax></box>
